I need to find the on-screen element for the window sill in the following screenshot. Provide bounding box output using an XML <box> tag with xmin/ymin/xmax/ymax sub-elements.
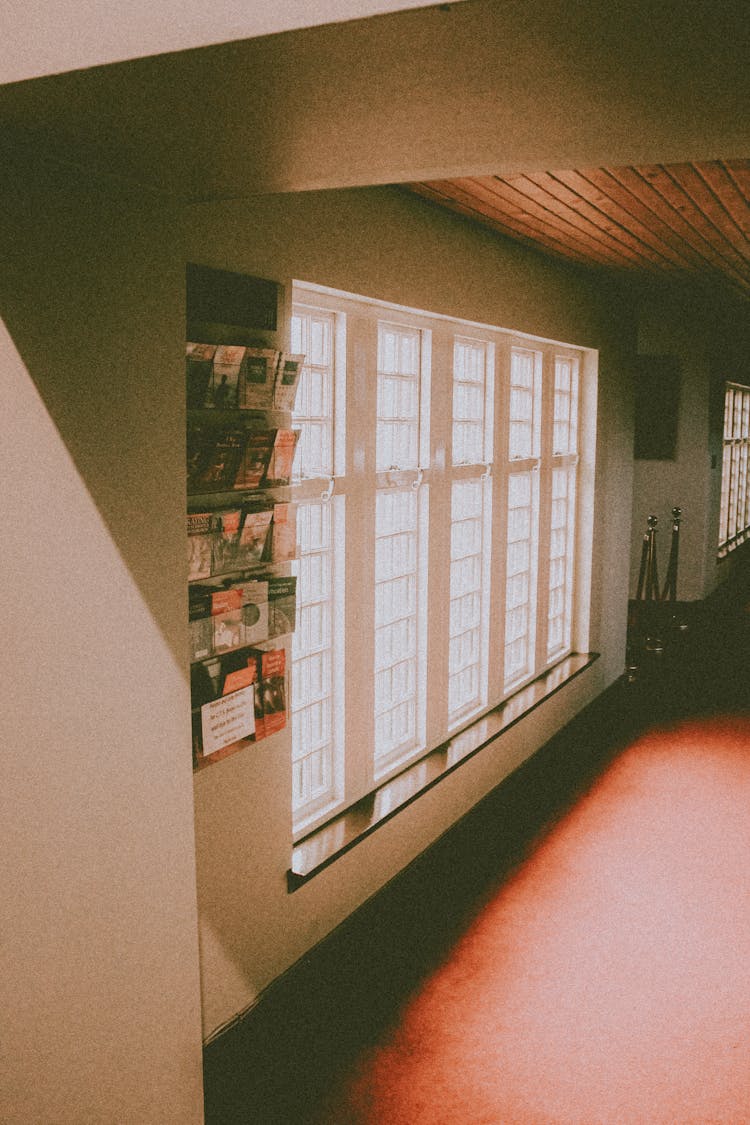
<box><xmin>288</xmin><ymin>652</ymin><xmax>598</xmax><ymax>889</ymax></box>
<box><xmin>718</xmin><ymin>533</ymin><xmax>750</xmax><ymax>560</ymax></box>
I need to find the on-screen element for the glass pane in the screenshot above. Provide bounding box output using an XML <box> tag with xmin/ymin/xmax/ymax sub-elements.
<box><xmin>553</xmin><ymin>355</ymin><xmax>579</xmax><ymax>455</ymax></box>
<box><xmin>377</xmin><ymin>324</ymin><xmax>421</xmax><ymax>471</ymax></box>
<box><xmin>504</xmin><ymin>470</ymin><xmax>538</xmax><ymax>685</ymax></box>
<box><xmin>509</xmin><ymin>348</ymin><xmax>538</xmax><ymax>460</ymax></box>
<box><xmin>374</xmin><ymin>489</ymin><xmax>420</xmax><ymax>763</ymax></box>
<box><xmin>292</xmin><ymin>500</ymin><xmax>338</xmax><ymax>818</ymax></box>
<box><xmin>547</xmin><ymin>466</ymin><xmax>576</xmax><ymax>658</ymax></box>
<box><xmin>452</xmin><ymin>338</ymin><xmax>487</xmax><ymax>466</ymax></box>
<box><xmin>291</xmin><ymin>308</ymin><xmax>335</xmax><ymax>479</ymax></box>
<box><xmin>448</xmin><ymin>478</ymin><xmax>486</xmax><ymax>718</ymax></box>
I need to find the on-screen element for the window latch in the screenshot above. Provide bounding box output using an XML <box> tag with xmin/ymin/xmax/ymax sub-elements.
<box><xmin>412</xmin><ymin>468</ymin><xmax>424</xmax><ymax>490</ymax></box>
<box><xmin>320</xmin><ymin>477</ymin><xmax>335</xmax><ymax>502</ymax></box>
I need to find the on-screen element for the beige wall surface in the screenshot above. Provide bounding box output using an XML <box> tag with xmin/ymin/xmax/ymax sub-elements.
<box><xmin>187</xmin><ymin>184</ymin><xmax>636</xmax><ymax>1037</ymax></box>
<box><xmin>1</xmin><ymin>0</ymin><xmax>451</xmax><ymax>84</ymax></box>
<box><xmin>0</xmin><ymin>0</ymin><xmax>743</xmax><ymax>1108</ymax></box>
<box><xmin>631</xmin><ymin>288</ymin><xmax>750</xmax><ymax>603</ymax></box>
<box><xmin>632</xmin><ymin>297</ymin><xmax>712</xmax><ymax>603</ymax></box>
<box><xmin>0</xmin><ymin>152</ymin><xmax>204</xmax><ymax>1124</ymax></box>
<box><xmin>1</xmin><ymin>0</ymin><xmax>747</xmax><ymax>200</ymax></box>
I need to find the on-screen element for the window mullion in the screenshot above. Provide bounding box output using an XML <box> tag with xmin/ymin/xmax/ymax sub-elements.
<box><xmin>535</xmin><ymin>348</ymin><xmax>554</xmax><ymax>673</ymax></box>
<box><xmin>504</xmin><ymin>343</ymin><xmax>542</xmax><ymax>689</ymax></box>
<box><xmin>372</xmin><ymin>319</ymin><xmax>428</xmax><ymax>779</ymax></box>
<box><xmin>425</xmin><ymin>328</ymin><xmax>453</xmax><ymax>745</ymax></box>
<box><xmin>488</xmin><ymin>336</ymin><xmax>509</xmax><ymax>701</ymax></box>
<box><xmin>343</xmin><ymin>313</ymin><xmax>379</xmax><ymax>802</ymax></box>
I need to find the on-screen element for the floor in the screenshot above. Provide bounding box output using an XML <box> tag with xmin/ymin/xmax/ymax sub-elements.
<box><xmin>203</xmin><ymin>575</ymin><xmax>750</xmax><ymax>1124</ymax></box>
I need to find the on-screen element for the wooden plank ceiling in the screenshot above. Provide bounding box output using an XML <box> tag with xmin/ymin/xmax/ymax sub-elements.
<box><xmin>409</xmin><ymin>161</ymin><xmax>750</xmax><ymax>300</ymax></box>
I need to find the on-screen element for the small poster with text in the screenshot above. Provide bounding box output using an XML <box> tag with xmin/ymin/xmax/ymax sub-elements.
<box><xmin>200</xmin><ymin>685</ymin><xmax>255</xmax><ymax>756</ymax></box>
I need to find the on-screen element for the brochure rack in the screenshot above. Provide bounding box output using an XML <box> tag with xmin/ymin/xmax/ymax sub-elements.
<box><xmin>186</xmin><ymin>267</ymin><xmax>302</xmax><ymax>770</ymax></box>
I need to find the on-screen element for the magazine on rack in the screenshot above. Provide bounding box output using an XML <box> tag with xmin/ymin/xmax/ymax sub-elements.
<box><xmin>267</xmin><ymin>575</ymin><xmax>297</xmax><ymax>637</ymax></box>
<box><xmin>188</xmin><ymin>422</ymin><xmax>247</xmax><ymax>493</ymax></box>
<box><xmin>248</xmin><ymin>647</ymin><xmax>286</xmax><ymax>740</ymax></box>
<box><xmin>266</xmin><ymin>428</ymin><xmax>300</xmax><ymax>486</ymax></box>
<box><xmin>273</xmin><ymin>353</ymin><xmax>305</xmax><ymax>412</ymax></box>
<box><xmin>242</xmin><ymin>579</ymin><xmax>270</xmax><ymax>645</ymax></box>
<box><xmin>189</xmin><ymin>578</ymin><xmax>270</xmax><ymax>660</ymax></box>
<box><xmin>187</xmin><ymin>511</ymin><xmax>213</xmax><ymax>581</ymax></box>
<box><xmin>210</xmin><ymin>505</ymin><xmax>274</xmax><ymax>574</ymax></box>
<box><xmin>209</xmin><ymin>344</ymin><xmax>244</xmax><ymax>409</ymax></box>
<box><xmin>186</xmin><ymin>420</ymin><xmax>212</xmax><ymax>488</ymax></box>
<box><xmin>236</xmin><ymin>506</ymin><xmax>274</xmax><ymax>568</ymax></box>
<box><xmin>191</xmin><ymin>650</ymin><xmax>258</xmax><ymax>759</ymax></box>
<box><xmin>241</xmin><ymin>348</ymin><xmax>281</xmax><ymax>411</ymax></box>
<box><xmin>211</xmin><ymin>509</ymin><xmax>242</xmax><ymax>574</ymax></box>
<box><xmin>188</xmin><ymin>600</ymin><xmax>214</xmax><ymax>662</ymax></box>
<box><xmin>269</xmin><ymin>502</ymin><xmax>297</xmax><ymax>563</ymax></box>
<box><xmin>210</xmin><ymin>587</ymin><xmax>244</xmax><ymax>653</ymax></box>
<box><xmin>186</xmin><ymin>342</ymin><xmax>217</xmax><ymax>409</ymax></box>
<box><xmin>234</xmin><ymin>428</ymin><xmax>276</xmax><ymax>490</ymax></box>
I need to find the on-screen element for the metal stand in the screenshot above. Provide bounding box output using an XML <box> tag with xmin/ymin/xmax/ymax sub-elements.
<box><xmin>642</xmin><ymin>515</ymin><xmax>664</xmax><ymax>654</ymax></box>
<box><xmin>628</xmin><ymin>508</ymin><xmax>685</xmax><ymax>681</ymax></box>
<box><xmin>662</xmin><ymin>507</ymin><xmax>688</xmax><ymax>632</ymax></box>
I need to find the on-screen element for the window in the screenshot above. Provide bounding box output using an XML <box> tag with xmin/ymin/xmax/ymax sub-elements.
<box><xmin>291</xmin><ymin>499</ymin><xmax>338</xmax><ymax>818</ymax></box>
<box><xmin>449</xmin><ymin>338</ymin><xmax>492</xmax><ymax>725</ymax></box>
<box><xmin>374</xmin><ymin>487</ymin><xmax>424</xmax><ymax>770</ymax></box>
<box><xmin>449</xmin><ymin>478</ymin><xmax>489</xmax><ymax>721</ymax></box>
<box><xmin>547</xmin><ymin>355</ymin><xmax>579</xmax><ymax>658</ymax></box>
<box><xmin>290</xmin><ymin>306</ymin><xmax>336</xmax><ymax>479</ymax></box>
<box><xmin>289</xmin><ymin>306</ymin><xmax>344</xmax><ymax>825</ymax></box>
<box><xmin>374</xmin><ymin>322</ymin><xmax>429</xmax><ymax>773</ymax></box>
<box><xmin>290</xmin><ymin>284</ymin><xmax>589</xmax><ymax>836</ymax></box>
<box><xmin>718</xmin><ymin>382</ymin><xmax>750</xmax><ymax>556</ymax></box>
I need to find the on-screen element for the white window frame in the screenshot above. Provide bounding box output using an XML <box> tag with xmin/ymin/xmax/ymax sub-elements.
<box><xmin>718</xmin><ymin>382</ymin><xmax>750</xmax><ymax>556</ymax></box>
<box><xmin>290</xmin><ymin>282</ymin><xmax>593</xmax><ymax>838</ymax></box>
<box><xmin>290</xmin><ymin>304</ymin><xmax>347</xmax><ymax>832</ymax></box>
<box><xmin>446</xmin><ymin>335</ymin><xmax>494</xmax><ymax>727</ymax></box>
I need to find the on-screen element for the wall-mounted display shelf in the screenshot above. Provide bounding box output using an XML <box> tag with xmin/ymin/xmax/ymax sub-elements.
<box><xmin>186</xmin><ymin>266</ymin><xmax>303</xmax><ymax>771</ymax></box>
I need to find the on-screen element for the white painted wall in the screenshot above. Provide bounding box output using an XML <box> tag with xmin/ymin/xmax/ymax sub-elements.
<box><xmin>0</xmin><ymin>152</ymin><xmax>204</xmax><ymax>1125</ymax></box>
<box><xmin>187</xmin><ymin>185</ymin><xmax>635</xmax><ymax>1037</ymax></box>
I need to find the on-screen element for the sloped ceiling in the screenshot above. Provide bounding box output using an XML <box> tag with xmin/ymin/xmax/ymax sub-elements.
<box><xmin>1</xmin><ymin>0</ymin><xmax>748</xmax><ymax>200</ymax></box>
<box><xmin>410</xmin><ymin>162</ymin><xmax>750</xmax><ymax>300</ymax></box>
<box><xmin>0</xmin><ymin>0</ymin><xmax>452</xmax><ymax>84</ymax></box>
<box><xmin>1</xmin><ymin>1</ymin><xmax>748</xmax><ymax>302</ymax></box>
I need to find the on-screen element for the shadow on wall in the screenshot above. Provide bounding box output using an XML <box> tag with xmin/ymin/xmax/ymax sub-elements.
<box><xmin>0</xmin><ymin>147</ymin><xmax>187</xmax><ymax>665</ymax></box>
